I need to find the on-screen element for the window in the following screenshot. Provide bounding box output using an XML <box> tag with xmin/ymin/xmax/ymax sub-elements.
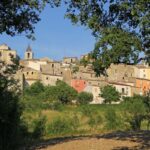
<box><xmin>0</xmin><ymin>52</ymin><xmax>2</xmax><ymax>57</ymax></box>
<box><xmin>27</xmin><ymin>53</ymin><xmax>30</xmax><ymax>58</ymax></box>
<box><xmin>11</xmin><ymin>54</ymin><xmax>14</xmax><ymax>58</ymax></box>
<box><xmin>122</xmin><ymin>88</ymin><xmax>125</xmax><ymax>94</ymax></box>
<box><xmin>52</xmin><ymin>64</ymin><xmax>54</xmax><ymax>68</ymax></box>
<box><xmin>46</xmin><ymin>77</ymin><xmax>49</xmax><ymax>80</ymax></box>
<box><xmin>31</xmin><ymin>72</ymin><xmax>33</xmax><ymax>75</ymax></box>
<box><xmin>27</xmin><ymin>72</ymin><xmax>29</xmax><ymax>75</ymax></box>
<box><xmin>71</xmin><ymin>59</ymin><xmax>73</xmax><ymax>63</ymax></box>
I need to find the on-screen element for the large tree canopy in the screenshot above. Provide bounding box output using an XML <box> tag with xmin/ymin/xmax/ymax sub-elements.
<box><xmin>0</xmin><ymin>0</ymin><xmax>60</xmax><ymax>38</ymax></box>
<box><xmin>57</xmin><ymin>0</ymin><xmax>149</xmax><ymax>75</ymax></box>
<box><xmin>49</xmin><ymin>0</ymin><xmax>149</xmax><ymax>75</ymax></box>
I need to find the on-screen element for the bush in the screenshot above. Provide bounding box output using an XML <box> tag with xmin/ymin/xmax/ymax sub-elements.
<box><xmin>49</xmin><ymin>101</ymin><xmax>64</xmax><ymax>111</ymax></box>
<box><xmin>80</xmin><ymin>105</ymin><xmax>94</xmax><ymax>117</ymax></box>
<box><xmin>32</xmin><ymin>114</ymin><xmax>46</xmax><ymax>139</ymax></box>
<box><xmin>24</xmin><ymin>81</ymin><xmax>44</xmax><ymax>96</ymax></box>
<box><xmin>47</xmin><ymin>115</ymin><xmax>79</xmax><ymax>136</ymax></box>
<box><xmin>122</xmin><ymin>95</ymin><xmax>146</xmax><ymax>130</ymax></box>
<box><xmin>88</xmin><ymin>115</ymin><xmax>103</xmax><ymax>129</ymax></box>
<box><xmin>47</xmin><ymin>117</ymin><xmax>72</xmax><ymax>135</ymax></box>
<box><xmin>100</xmin><ymin>85</ymin><xmax>121</xmax><ymax>104</ymax></box>
<box><xmin>77</xmin><ymin>92</ymin><xmax>93</xmax><ymax>105</ymax></box>
<box><xmin>105</xmin><ymin>108</ymin><xmax>120</xmax><ymax>130</ymax></box>
<box><xmin>56</xmin><ymin>81</ymin><xmax>78</xmax><ymax>104</ymax></box>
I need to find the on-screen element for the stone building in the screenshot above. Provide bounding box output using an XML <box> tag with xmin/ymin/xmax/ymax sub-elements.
<box><xmin>3</xmin><ymin>43</ymin><xmax>150</xmax><ymax>102</ymax></box>
<box><xmin>0</xmin><ymin>44</ymin><xmax>17</xmax><ymax>64</ymax></box>
<box><xmin>134</xmin><ymin>65</ymin><xmax>150</xmax><ymax>80</ymax></box>
<box><xmin>22</xmin><ymin>67</ymin><xmax>40</xmax><ymax>86</ymax></box>
<box><xmin>63</xmin><ymin>57</ymin><xmax>78</xmax><ymax>64</ymax></box>
<box><xmin>135</xmin><ymin>78</ymin><xmax>150</xmax><ymax>95</ymax></box>
<box><xmin>41</xmin><ymin>73</ymin><xmax>63</xmax><ymax>86</ymax></box>
<box><xmin>107</xmin><ymin>64</ymin><xmax>135</xmax><ymax>82</ymax></box>
<box><xmin>25</xmin><ymin>45</ymin><xmax>34</xmax><ymax>60</ymax></box>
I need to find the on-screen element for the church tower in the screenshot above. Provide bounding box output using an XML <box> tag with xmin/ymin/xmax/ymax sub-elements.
<box><xmin>25</xmin><ymin>45</ymin><xmax>34</xmax><ymax>60</ymax></box>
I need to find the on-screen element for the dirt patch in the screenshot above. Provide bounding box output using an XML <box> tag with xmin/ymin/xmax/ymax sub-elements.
<box><xmin>28</xmin><ymin>131</ymin><xmax>150</xmax><ymax>150</ymax></box>
<box><xmin>40</xmin><ymin>138</ymin><xmax>139</xmax><ymax>150</ymax></box>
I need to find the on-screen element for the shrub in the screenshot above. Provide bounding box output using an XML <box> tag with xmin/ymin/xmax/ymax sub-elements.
<box><xmin>105</xmin><ymin>108</ymin><xmax>120</xmax><ymax>130</ymax></box>
<box><xmin>100</xmin><ymin>85</ymin><xmax>121</xmax><ymax>104</ymax></box>
<box><xmin>47</xmin><ymin>115</ymin><xmax>79</xmax><ymax>136</ymax></box>
<box><xmin>47</xmin><ymin>117</ymin><xmax>72</xmax><ymax>135</ymax></box>
<box><xmin>56</xmin><ymin>81</ymin><xmax>78</xmax><ymax>104</ymax></box>
<box><xmin>77</xmin><ymin>92</ymin><xmax>93</xmax><ymax>105</ymax></box>
<box><xmin>49</xmin><ymin>101</ymin><xmax>64</xmax><ymax>111</ymax></box>
<box><xmin>122</xmin><ymin>95</ymin><xmax>146</xmax><ymax>130</ymax></box>
<box><xmin>88</xmin><ymin>115</ymin><xmax>103</xmax><ymax>129</ymax></box>
<box><xmin>80</xmin><ymin>105</ymin><xmax>94</xmax><ymax>117</ymax></box>
<box><xmin>32</xmin><ymin>114</ymin><xmax>46</xmax><ymax>139</ymax></box>
<box><xmin>24</xmin><ymin>81</ymin><xmax>44</xmax><ymax>96</ymax></box>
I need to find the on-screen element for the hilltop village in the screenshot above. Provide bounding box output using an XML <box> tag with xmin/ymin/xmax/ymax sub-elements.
<box><xmin>1</xmin><ymin>44</ymin><xmax>150</xmax><ymax>104</ymax></box>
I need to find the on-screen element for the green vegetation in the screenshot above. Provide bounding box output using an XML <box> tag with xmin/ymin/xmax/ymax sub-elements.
<box><xmin>77</xmin><ymin>92</ymin><xmax>93</xmax><ymax>105</ymax></box>
<box><xmin>100</xmin><ymin>85</ymin><xmax>121</xmax><ymax>104</ymax></box>
<box><xmin>1</xmin><ymin>71</ymin><xmax>150</xmax><ymax>149</ymax></box>
<box><xmin>0</xmin><ymin>59</ymin><xmax>26</xmax><ymax>150</ymax></box>
<box><xmin>21</xmin><ymin>82</ymin><xmax>150</xmax><ymax>140</ymax></box>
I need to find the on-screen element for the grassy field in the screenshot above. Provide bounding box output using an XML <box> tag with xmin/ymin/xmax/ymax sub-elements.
<box><xmin>22</xmin><ymin>103</ymin><xmax>149</xmax><ymax>140</ymax></box>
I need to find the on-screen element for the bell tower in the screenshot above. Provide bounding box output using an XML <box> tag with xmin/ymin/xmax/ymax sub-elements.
<box><xmin>25</xmin><ymin>45</ymin><xmax>34</xmax><ymax>60</ymax></box>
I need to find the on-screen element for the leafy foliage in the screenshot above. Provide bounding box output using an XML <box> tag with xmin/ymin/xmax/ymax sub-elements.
<box><xmin>77</xmin><ymin>92</ymin><xmax>93</xmax><ymax>105</ymax></box>
<box><xmin>49</xmin><ymin>0</ymin><xmax>150</xmax><ymax>74</ymax></box>
<box><xmin>47</xmin><ymin>116</ymin><xmax>79</xmax><ymax>135</ymax></box>
<box><xmin>56</xmin><ymin>80</ymin><xmax>78</xmax><ymax>104</ymax></box>
<box><xmin>100</xmin><ymin>85</ymin><xmax>121</xmax><ymax>104</ymax></box>
<box><xmin>0</xmin><ymin>59</ymin><xmax>24</xmax><ymax>150</ymax></box>
<box><xmin>105</xmin><ymin>108</ymin><xmax>120</xmax><ymax>130</ymax></box>
<box><xmin>123</xmin><ymin>95</ymin><xmax>147</xmax><ymax>130</ymax></box>
<box><xmin>24</xmin><ymin>81</ymin><xmax>44</xmax><ymax>96</ymax></box>
<box><xmin>32</xmin><ymin>114</ymin><xmax>46</xmax><ymax>139</ymax></box>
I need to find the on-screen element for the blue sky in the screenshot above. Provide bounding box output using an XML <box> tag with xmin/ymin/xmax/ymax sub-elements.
<box><xmin>0</xmin><ymin>6</ymin><xmax>95</xmax><ymax>60</ymax></box>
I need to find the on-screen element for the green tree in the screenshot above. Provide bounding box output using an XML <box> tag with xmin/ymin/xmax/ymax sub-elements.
<box><xmin>50</xmin><ymin>0</ymin><xmax>150</xmax><ymax>74</ymax></box>
<box><xmin>123</xmin><ymin>95</ymin><xmax>147</xmax><ymax>130</ymax></box>
<box><xmin>77</xmin><ymin>92</ymin><xmax>93</xmax><ymax>105</ymax></box>
<box><xmin>24</xmin><ymin>81</ymin><xmax>44</xmax><ymax>96</ymax></box>
<box><xmin>100</xmin><ymin>85</ymin><xmax>120</xmax><ymax>104</ymax></box>
<box><xmin>143</xmin><ymin>92</ymin><xmax>150</xmax><ymax>129</ymax></box>
<box><xmin>56</xmin><ymin>80</ymin><xmax>78</xmax><ymax>104</ymax></box>
<box><xmin>0</xmin><ymin>0</ymin><xmax>61</xmax><ymax>38</ymax></box>
<box><xmin>0</xmin><ymin>59</ymin><xmax>24</xmax><ymax>150</ymax></box>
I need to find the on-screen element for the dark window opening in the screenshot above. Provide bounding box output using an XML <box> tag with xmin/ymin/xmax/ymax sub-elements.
<box><xmin>27</xmin><ymin>53</ymin><xmax>30</xmax><ymax>58</ymax></box>
<box><xmin>122</xmin><ymin>88</ymin><xmax>125</xmax><ymax>94</ymax></box>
